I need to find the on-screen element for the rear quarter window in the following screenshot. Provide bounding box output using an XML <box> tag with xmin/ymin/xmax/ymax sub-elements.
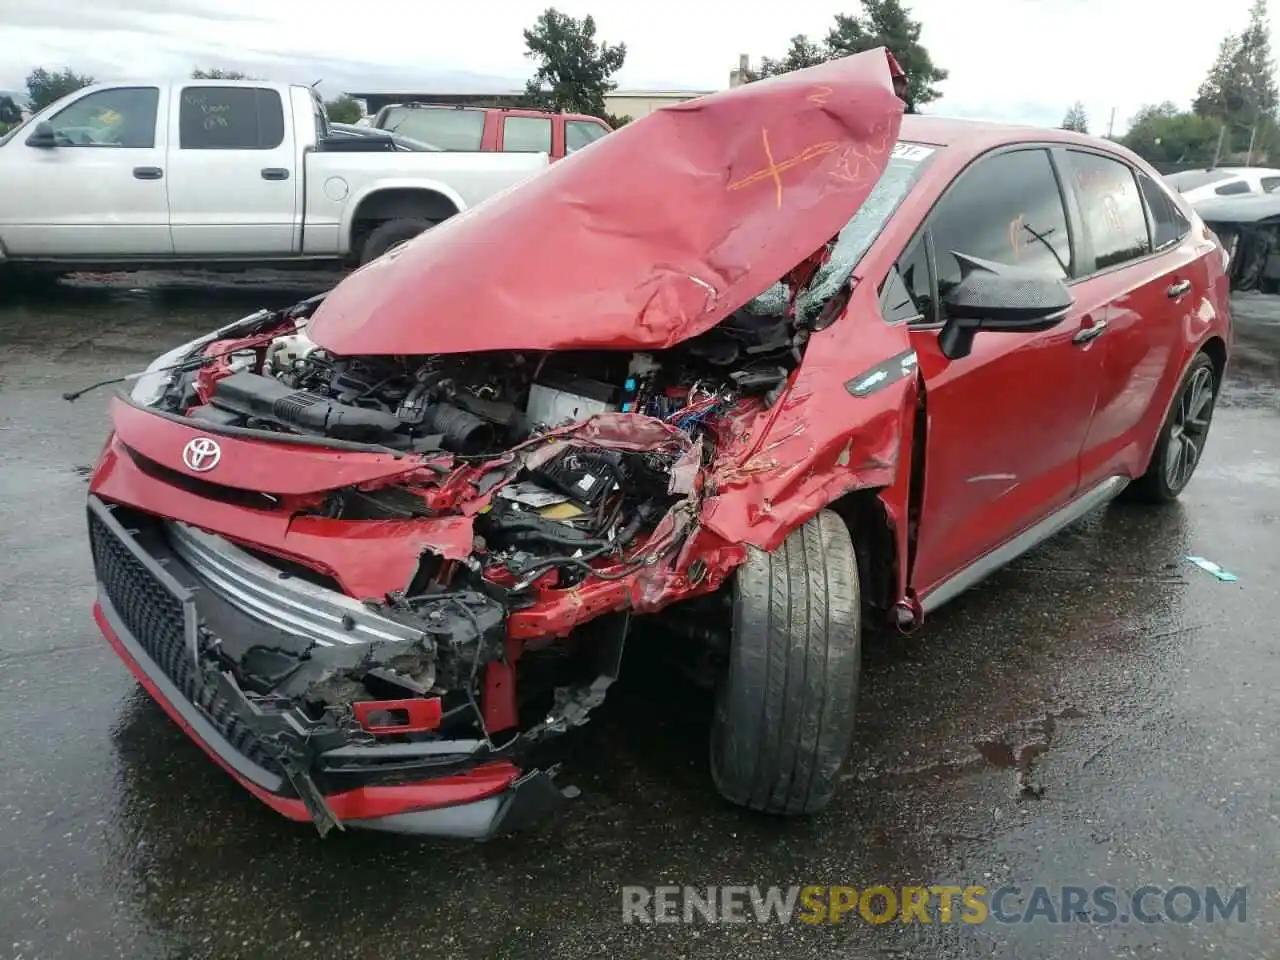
<box><xmin>381</xmin><ymin>107</ymin><xmax>484</xmax><ymax>151</ymax></box>
<box><xmin>1137</xmin><ymin>173</ymin><xmax>1191</xmax><ymax>251</ymax></box>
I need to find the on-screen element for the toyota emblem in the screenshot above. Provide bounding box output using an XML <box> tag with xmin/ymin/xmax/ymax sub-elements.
<box><xmin>182</xmin><ymin>437</ymin><xmax>222</xmax><ymax>473</ymax></box>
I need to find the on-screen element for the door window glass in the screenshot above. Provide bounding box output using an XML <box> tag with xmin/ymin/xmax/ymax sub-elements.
<box><xmin>1214</xmin><ymin>179</ymin><xmax>1251</xmax><ymax>196</ymax></box>
<box><xmin>929</xmin><ymin>148</ymin><xmax>1072</xmax><ymax>310</ymax></box>
<box><xmin>566</xmin><ymin>119</ymin><xmax>609</xmax><ymax>153</ymax></box>
<box><xmin>179</xmin><ymin>87</ymin><xmax>284</xmax><ymax>149</ymax></box>
<box><xmin>503</xmin><ymin>116</ymin><xmax>552</xmax><ymax>153</ymax></box>
<box><xmin>45</xmin><ymin>87</ymin><xmax>159</xmax><ymax>148</ymax></box>
<box><xmin>1067</xmin><ymin>150</ymin><xmax>1152</xmax><ymax>269</ymax></box>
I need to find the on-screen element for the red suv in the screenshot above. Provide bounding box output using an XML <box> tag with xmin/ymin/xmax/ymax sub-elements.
<box><xmin>371</xmin><ymin>103</ymin><xmax>611</xmax><ymax>160</ymax></box>
<box><xmin>85</xmin><ymin>49</ymin><xmax>1230</xmax><ymax>839</ymax></box>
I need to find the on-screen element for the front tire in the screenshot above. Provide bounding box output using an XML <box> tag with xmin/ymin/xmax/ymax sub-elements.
<box><xmin>709</xmin><ymin>509</ymin><xmax>862</xmax><ymax>816</ymax></box>
<box><xmin>1130</xmin><ymin>352</ymin><xmax>1218</xmax><ymax>503</ymax></box>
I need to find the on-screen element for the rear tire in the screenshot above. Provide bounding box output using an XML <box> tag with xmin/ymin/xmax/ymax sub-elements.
<box><xmin>359</xmin><ymin>217</ymin><xmax>436</xmax><ymax>264</ymax></box>
<box><xmin>1130</xmin><ymin>351</ymin><xmax>1218</xmax><ymax>503</ymax></box>
<box><xmin>709</xmin><ymin>509</ymin><xmax>862</xmax><ymax>816</ymax></box>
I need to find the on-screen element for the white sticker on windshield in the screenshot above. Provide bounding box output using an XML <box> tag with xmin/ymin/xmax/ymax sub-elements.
<box><xmin>891</xmin><ymin>142</ymin><xmax>935</xmax><ymax>163</ymax></box>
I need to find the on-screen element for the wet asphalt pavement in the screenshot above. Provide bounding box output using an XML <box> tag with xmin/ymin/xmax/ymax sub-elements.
<box><xmin>1</xmin><ymin>273</ymin><xmax>1278</xmax><ymax>959</ymax></box>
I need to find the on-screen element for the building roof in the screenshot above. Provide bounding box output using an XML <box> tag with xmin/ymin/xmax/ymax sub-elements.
<box><xmin>606</xmin><ymin>89</ymin><xmax>716</xmax><ymax>98</ymax></box>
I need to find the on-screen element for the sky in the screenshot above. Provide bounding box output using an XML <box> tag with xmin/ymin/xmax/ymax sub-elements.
<box><xmin>0</xmin><ymin>0</ymin><xmax>1270</xmax><ymax>133</ymax></box>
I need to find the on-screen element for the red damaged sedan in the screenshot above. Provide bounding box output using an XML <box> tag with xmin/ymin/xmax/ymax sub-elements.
<box><xmin>85</xmin><ymin>48</ymin><xmax>1231</xmax><ymax>837</ymax></box>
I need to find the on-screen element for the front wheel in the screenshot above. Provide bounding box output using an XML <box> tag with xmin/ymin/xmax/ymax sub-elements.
<box><xmin>358</xmin><ymin>217</ymin><xmax>436</xmax><ymax>265</ymax></box>
<box><xmin>709</xmin><ymin>509</ymin><xmax>862</xmax><ymax>816</ymax></box>
<box><xmin>1130</xmin><ymin>352</ymin><xmax>1218</xmax><ymax>503</ymax></box>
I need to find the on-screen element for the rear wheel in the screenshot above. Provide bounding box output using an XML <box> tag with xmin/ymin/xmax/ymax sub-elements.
<box><xmin>359</xmin><ymin>217</ymin><xmax>436</xmax><ymax>264</ymax></box>
<box><xmin>1130</xmin><ymin>352</ymin><xmax>1218</xmax><ymax>503</ymax></box>
<box><xmin>709</xmin><ymin>509</ymin><xmax>862</xmax><ymax>816</ymax></box>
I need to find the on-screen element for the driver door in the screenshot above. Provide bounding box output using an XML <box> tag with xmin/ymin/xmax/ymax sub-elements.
<box><xmin>0</xmin><ymin>85</ymin><xmax>173</xmax><ymax>256</ymax></box>
<box><xmin>884</xmin><ymin>147</ymin><xmax>1103</xmax><ymax>600</ymax></box>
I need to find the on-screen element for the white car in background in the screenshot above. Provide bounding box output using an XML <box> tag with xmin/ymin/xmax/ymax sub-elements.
<box><xmin>1165</xmin><ymin>166</ymin><xmax>1280</xmax><ymax>203</ymax></box>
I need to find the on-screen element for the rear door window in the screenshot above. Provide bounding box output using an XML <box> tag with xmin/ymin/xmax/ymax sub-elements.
<box><xmin>1066</xmin><ymin>150</ymin><xmax>1152</xmax><ymax>270</ymax></box>
<box><xmin>503</xmin><ymin>116</ymin><xmax>552</xmax><ymax>153</ymax></box>
<box><xmin>928</xmin><ymin>148</ymin><xmax>1072</xmax><ymax>305</ymax></box>
<box><xmin>1214</xmin><ymin>179</ymin><xmax>1251</xmax><ymax>196</ymax></box>
<box><xmin>179</xmin><ymin>87</ymin><xmax>284</xmax><ymax>149</ymax></box>
<box><xmin>380</xmin><ymin>106</ymin><xmax>484</xmax><ymax>150</ymax></box>
<box><xmin>1137</xmin><ymin>173</ymin><xmax>1191</xmax><ymax>251</ymax></box>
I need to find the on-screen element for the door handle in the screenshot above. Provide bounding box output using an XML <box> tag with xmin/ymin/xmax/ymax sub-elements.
<box><xmin>1072</xmin><ymin>319</ymin><xmax>1108</xmax><ymax>345</ymax></box>
<box><xmin>260</xmin><ymin>168</ymin><xmax>289</xmax><ymax>181</ymax></box>
<box><xmin>1167</xmin><ymin>279</ymin><xmax>1192</xmax><ymax>298</ymax></box>
<box><xmin>132</xmin><ymin>166</ymin><xmax>163</xmax><ymax>180</ymax></box>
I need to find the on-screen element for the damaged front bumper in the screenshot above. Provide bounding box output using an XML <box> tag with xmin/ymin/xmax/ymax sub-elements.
<box><xmin>87</xmin><ymin>495</ymin><xmax>563</xmax><ymax>838</ymax></box>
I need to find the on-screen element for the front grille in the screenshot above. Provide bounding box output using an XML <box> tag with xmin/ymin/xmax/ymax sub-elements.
<box><xmin>88</xmin><ymin>508</ymin><xmax>283</xmax><ymax>775</ymax></box>
<box><xmin>123</xmin><ymin>444</ymin><xmax>279</xmax><ymax>510</ymax></box>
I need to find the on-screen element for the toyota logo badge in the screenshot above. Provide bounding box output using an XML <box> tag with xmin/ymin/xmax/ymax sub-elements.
<box><xmin>182</xmin><ymin>437</ymin><xmax>222</xmax><ymax>473</ymax></box>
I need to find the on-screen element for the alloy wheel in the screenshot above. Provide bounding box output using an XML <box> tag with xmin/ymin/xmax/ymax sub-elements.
<box><xmin>1165</xmin><ymin>365</ymin><xmax>1215</xmax><ymax>491</ymax></box>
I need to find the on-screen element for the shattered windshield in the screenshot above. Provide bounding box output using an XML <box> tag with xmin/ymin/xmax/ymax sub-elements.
<box><xmin>761</xmin><ymin>141</ymin><xmax>938</xmax><ymax>325</ymax></box>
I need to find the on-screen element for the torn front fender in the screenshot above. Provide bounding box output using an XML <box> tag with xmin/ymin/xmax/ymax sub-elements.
<box><xmin>700</xmin><ymin>286</ymin><xmax>918</xmax><ymax>560</ymax></box>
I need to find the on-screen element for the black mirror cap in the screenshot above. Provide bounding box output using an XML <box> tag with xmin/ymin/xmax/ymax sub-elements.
<box><xmin>942</xmin><ymin>253</ymin><xmax>1073</xmax><ymax>327</ymax></box>
<box><xmin>26</xmin><ymin>122</ymin><xmax>57</xmax><ymax>148</ymax></box>
<box><xmin>937</xmin><ymin>253</ymin><xmax>1073</xmax><ymax>360</ymax></box>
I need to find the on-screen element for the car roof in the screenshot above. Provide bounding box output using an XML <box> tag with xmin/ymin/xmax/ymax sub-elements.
<box><xmin>899</xmin><ymin>114</ymin><xmax>1133</xmax><ymax>154</ymax></box>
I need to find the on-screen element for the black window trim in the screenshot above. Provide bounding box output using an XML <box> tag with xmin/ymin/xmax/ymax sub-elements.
<box><xmin>881</xmin><ymin>142</ymin><xmax>1078</xmax><ymax>330</ymax></box>
<box><xmin>37</xmin><ymin>85</ymin><xmax>161</xmax><ymax>149</ymax></box>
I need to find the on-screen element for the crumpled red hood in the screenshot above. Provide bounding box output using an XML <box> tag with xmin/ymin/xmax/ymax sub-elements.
<box><xmin>308</xmin><ymin>48</ymin><xmax>904</xmax><ymax>356</ymax></box>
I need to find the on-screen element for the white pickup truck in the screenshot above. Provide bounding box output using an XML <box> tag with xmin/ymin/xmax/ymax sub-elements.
<box><xmin>0</xmin><ymin>80</ymin><xmax>548</xmax><ymax>272</ymax></box>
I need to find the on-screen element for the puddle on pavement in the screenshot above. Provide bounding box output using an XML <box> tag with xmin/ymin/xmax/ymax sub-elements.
<box><xmin>971</xmin><ymin>706</ymin><xmax>1086</xmax><ymax>800</ymax></box>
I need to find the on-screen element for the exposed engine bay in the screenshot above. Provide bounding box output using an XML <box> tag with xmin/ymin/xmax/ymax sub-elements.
<box><xmin>117</xmin><ymin>280</ymin><xmax>820</xmax><ymax>816</ymax></box>
<box><xmin>174</xmin><ymin>293</ymin><xmax>801</xmax><ymax>456</ymax></box>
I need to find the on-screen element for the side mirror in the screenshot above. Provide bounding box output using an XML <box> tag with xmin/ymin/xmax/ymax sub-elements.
<box><xmin>25</xmin><ymin>122</ymin><xmax>57</xmax><ymax>148</ymax></box>
<box><xmin>938</xmin><ymin>252</ymin><xmax>1072</xmax><ymax>360</ymax></box>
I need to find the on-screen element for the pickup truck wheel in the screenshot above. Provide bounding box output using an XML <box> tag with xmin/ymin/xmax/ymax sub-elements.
<box><xmin>359</xmin><ymin>218</ymin><xmax>436</xmax><ymax>264</ymax></box>
<box><xmin>1130</xmin><ymin>352</ymin><xmax>1218</xmax><ymax>503</ymax></box>
<box><xmin>709</xmin><ymin>509</ymin><xmax>862</xmax><ymax>817</ymax></box>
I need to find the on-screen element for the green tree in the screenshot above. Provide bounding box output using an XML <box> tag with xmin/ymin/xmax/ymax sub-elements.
<box><xmin>191</xmin><ymin>67</ymin><xmax>253</xmax><ymax>80</ymax></box>
<box><xmin>1122</xmin><ymin>102</ymin><xmax>1222</xmax><ymax>164</ymax></box>
<box><xmin>25</xmin><ymin>67</ymin><xmax>94</xmax><ymax>112</ymax></box>
<box><xmin>752</xmin><ymin>34</ymin><xmax>829</xmax><ymax>80</ymax></box>
<box><xmin>324</xmin><ymin>95</ymin><xmax>363</xmax><ymax>124</ymax></box>
<box><xmin>522</xmin><ymin>7</ymin><xmax>626</xmax><ymax>118</ymax></box>
<box><xmin>1061</xmin><ymin>101</ymin><xmax>1089</xmax><ymax>133</ymax></box>
<box><xmin>826</xmin><ymin>0</ymin><xmax>947</xmax><ymax>109</ymax></box>
<box><xmin>0</xmin><ymin>95</ymin><xmax>21</xmax><ymax>126</ymax></box>
<box><xmin>1194</xmin><ymin>1</ymin><xmax>1277</xmax><ymax>119</ymax></box>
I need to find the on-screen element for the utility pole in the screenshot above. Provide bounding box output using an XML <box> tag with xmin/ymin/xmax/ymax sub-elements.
<box><xmin>1211</xmin><ymin>123</ymin><xmax>1228</xmax><ymax>169</ymax></box>
<box><xmin>1247</xmin><ymin>122</ymin><xmax>1258</xmax><ymax>165</ymax></box>
<box><xmin>1106</xmin><ymin>106</ymin><xmax>1116</xmax><ymax>139</ymax></box>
